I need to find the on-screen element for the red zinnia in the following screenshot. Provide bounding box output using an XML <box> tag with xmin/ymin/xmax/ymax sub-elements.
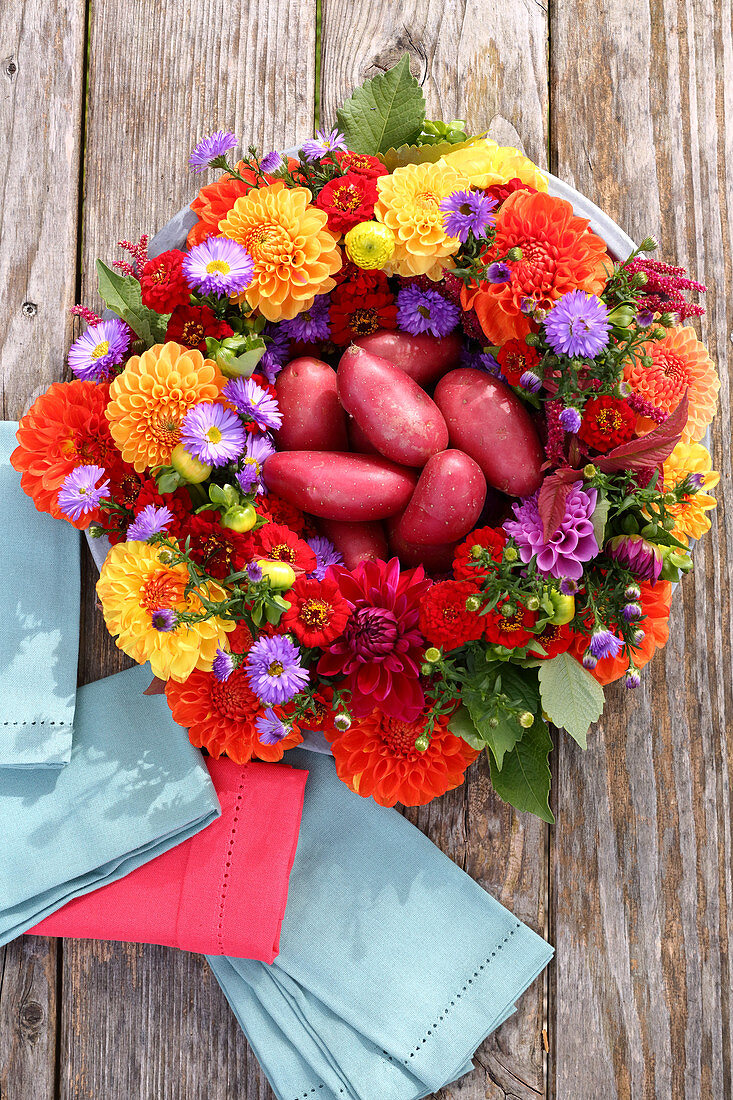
<box><xmin>496</xmin><ymin>339</ymin><xmax>541</xmax><ymax>387</ymax></box>
<box><xmin>484</xmin><ymin>599</ymin><xmax>538</xmax><ymax>648</ymax></box>
<box><xmin>326</xmin><ymin>708</ymin><xmax>479</xmax><ymax>807</ymax></box>
<box><xmin>315</xmin><ymin>172</ymin><xmax>379</xmax><ymax>234</ymax></box>
<box><xmin>139</xmin><ymin>250</ymin><xmax>191</xmax><ymax>313</ymax></box>
<box><xmin>453</xmin><ymin>526</ymin><xmax>506</xmax><ymax>580</ymax></box>
<box><xmin>331</xmin><ymin>151</ymin><xmax>388</xmax><ymax>180</ymax></box>
<box><xmin>256</xmin><ymin>494</ymin><xmax>307</xmax><ymax>535</ymax></box>
<box><xmin>418</xmin><ymin>580</ymin><xmax>484</xmax><ymax>650</ymax></box>
<box><xmin>329</xmin><ymin>275</ymin><xmax>398</xmax><ymax>345</ymax></box>
<box><xmin>179</xmin><ymin>510</ymin><xmax>253</xmax><ymax>579</ymax></box>
<box><xmin>484</xmin><ymin>177</ymin><xmax>537</xmax><ymax>206</ymax></box>
<box><xmin>253</xmin><ymin>523</ymin><xmax>317</xmax><ymax>575</ymax></box>
<box><xmin>166</xmin><ymin>303</ymin><xmax>233</xmax><ymax>353</ymax></box>
<box><xmin>578</xmin><ymin>395</ymin><xmax>636</xmax><ymax>453</ymax></box>
<box><xmin>281</xmin><ymin>576</ymin><xmax>351</xmax><ymax>647</ymax></box>
<box><xmin>532</xmin><ymin>621</ymin><xmax>574</xmax><ymax>660</ymax></box>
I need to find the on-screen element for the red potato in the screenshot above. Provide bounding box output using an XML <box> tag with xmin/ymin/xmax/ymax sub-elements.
<box><xmin>262</xmin><ymin>451</ymin><xmax>418</xmax><ymax>521</ymax></box>
<box><xmin>387</xmin><ymin>517</ymin><xmax>459</xmax><ymax>573</ymax></box>
<box><xmin>433</xmin><ymin>369</ymin><xmax>543</xmax><ymax>497</ymax></box>
<box><xmin>319</xmin><ymin>519</ymin><xmax>388</xmax><ymax>570</ymax></box>
<box><xmin>274</xmin><ymin>357</ymin><xmax>348</xmax><ymax>451</ymax></box>
<box><xmin>395</xmin><ymin>450</ymin><xmax>486</xmax><ymax>546</ymax></box>
<box><xmin>346</xmin><ymin>415</ymin><xmax>379</xmax><ymax>455</ymax></box>
<box><xmin>337</xmin><ymin>345</ymin><xmax>449</xmax><ymax>467</ymax></box>
<box><xmin>354</xmin><ymin>329</ymin><xmax>462</xmax><ymax>388</ymax></box>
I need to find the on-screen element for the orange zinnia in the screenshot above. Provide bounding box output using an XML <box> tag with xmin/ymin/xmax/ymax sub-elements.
<box><xmin>326</xmin><ymin>709</ymin><xmax>479</xmax><ymax>807</ymax></box>
<box><xmin>624</xmin><ymin>326</ymin><xmax>720</xmax><ymax>443</ymax></box>
<box><xmin>569</xmin><ymin>581</ymin><xmax>672</xmax><ymax>686</ymax></box>
<box><xmin>105</xmin><ymin>342</ymin><xmax>226</xmax><ymax>472</ymax></box>
<box><xmin>463</xmin><ymin>190</ymin><xmax>611</xmax><ymax>345</ymax></box>
<box><xmin>11</xmin><ymin>380</ymin><xmax>124</xmax><ymax>527</ymax></box>
<box><xmin>217</xmin><ymin>182</ymin><xmax>342</xmax><ymax>321</ymax></box>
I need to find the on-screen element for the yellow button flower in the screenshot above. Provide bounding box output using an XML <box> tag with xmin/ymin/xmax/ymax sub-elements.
<box><xmin>344</xmin><ymin>221</ymin><xmax>395</xmax><ymax>269</ymax></box>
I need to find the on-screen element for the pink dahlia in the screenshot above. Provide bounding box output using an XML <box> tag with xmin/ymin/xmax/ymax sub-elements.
<box><xmin>317</xmin><ymin>558</ymin><xmax>431</xmax><ymax>723</ymax></box>
<box><xmin>503</xmin><ymin>481</ymin><xmax>599</xmax><ymax>581</ymax></box>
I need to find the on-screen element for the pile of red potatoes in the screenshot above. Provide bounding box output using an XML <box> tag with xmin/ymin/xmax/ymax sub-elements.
<box><xmin>262</xmin><ymin>330</ymin><xmax>544</xmax><ymax>573</ymax></box>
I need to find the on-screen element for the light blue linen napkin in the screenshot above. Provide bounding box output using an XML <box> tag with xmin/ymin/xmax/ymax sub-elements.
<box><xmin>208</xmin><ymin>748</ymin><xmax>553</xmax><ymax>1100</ymax></box>
<box><xmin>0</xmin><ymin>664</ymin><xmax>220</xmax><ymax>945</ymax></box>
<box><xmin>0</xmin><ymin>421</ymin><xmax>80</xmax><ymax>767</ymax></box>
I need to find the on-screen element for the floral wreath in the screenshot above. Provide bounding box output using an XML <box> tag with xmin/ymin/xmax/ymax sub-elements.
<box><xmin>12</xmin><ymin>58</ymin><xmax>720</xmax><ymax>820</ymax></box>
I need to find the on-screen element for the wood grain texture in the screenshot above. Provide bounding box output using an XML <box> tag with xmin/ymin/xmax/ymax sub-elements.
<box><xmin>320</xmin><ymin>6</ymin><xmax>551</xmax><ymax>1097</ymax></box>
<box><xmin>550</xmin><ymin>1</ymin><xmax>733</xmax><ymax>1097</ymax></box>
<box><xmin>0</xmin><ymin>938</ymin><xmax>59</xmax><ymax>1100</ymax></box>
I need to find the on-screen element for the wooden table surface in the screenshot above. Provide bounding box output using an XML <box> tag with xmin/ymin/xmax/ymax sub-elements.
<box><xmin>1</xmin><ymin>2</ymin><xmax>732</xmax><ymax>1097</ymax></box>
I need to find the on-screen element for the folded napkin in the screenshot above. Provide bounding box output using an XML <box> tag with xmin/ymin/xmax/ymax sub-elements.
<box><xmin>0</xmin><ymin>664</ymin><xmax>220</xmax><ymax>946</ymax></box>
<box><xmin>208</xmin><ymin>748</ymin><xmax>553</xmax><ymax>1100</ymax></box>
<box><xmin>1</xmin><ymin>421</ymin><xmax>80</xmax><ymax>767</ymax></box>
<box><xmin>28</xmin><ymin>756</ymin><xmax>308</xmax><ymax>962</ymax></box>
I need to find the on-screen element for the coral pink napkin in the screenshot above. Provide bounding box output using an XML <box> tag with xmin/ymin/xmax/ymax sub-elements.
<box><xmin>28</xmin><ymin>757</ymin><xmax>307</xmax><ymax>963</ymax></box>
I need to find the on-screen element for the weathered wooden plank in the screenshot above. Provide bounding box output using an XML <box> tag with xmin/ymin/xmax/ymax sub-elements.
<box><xmin>63</xmin><ymin>2</ymin><xmax>317</xmax><ymax>1098</ymax></box>
<box><xmin>550</xmin><ymin>1</ymin><xmax>733</xmax><ymax>1096</ymax></box>
<box><xmin>0</xmin><ymin>938</ymin><xmax>59</xmax><ymax>1100</ymax></box>
<box><xmin>320</xmin><ymin>7</ymin><xmax>551</xmax><ymax>1098</ymax></box>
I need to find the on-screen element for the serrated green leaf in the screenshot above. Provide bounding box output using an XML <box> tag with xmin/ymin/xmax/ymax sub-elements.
<box><xmin>96</xmin><ymin>260</ymin><xmax>170</xmax><ymax>346</ymax></box>
<box><xmin>537</xmin><ymin>651</ymin><xmax>605</xmax><ymax>749</ymax></box>
<box><xmin>590</xmin><ymin>492</ymin><xmax>610</xmax><ymax>549</ymax></box>
<box><xmin>448</xmin><ymin>705</ymin><xmax>485</xmax><ymax>751</ymax></box>
<box><xmin>379</xmin><ymin>134</ymin><xmax>485</xmax><ymax>172</ymax></box>
<box><xmin>464</xmin><ymin>688</ymin><xmax>521</xmax><ymax>770</ymax></box>
<box><xmin>336</xmin><ymin>55</ymin><xmax>425</xmax><ymax>156</ymax></box>
<box><xmin>488</xmin><ymin>718</ymin><xmax>554</xmax><ymax>822</ymax></box>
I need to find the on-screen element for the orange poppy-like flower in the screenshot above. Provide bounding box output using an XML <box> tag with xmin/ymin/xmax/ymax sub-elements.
<box><xmin>187</xmin><ymin>164</ymin><xmax>261</xmax><ymax>247</ymax></box>
<box><xmin>105</xmin><ymin>342</ymin><xmax>225</xmax><ymax>472</ymax></box>
<box><xmin>462</xmin><ymin>190</ymin><xmax>611</xmax><ymax>345</ymax></box>
<box><xmin>11</xmin><ymin>380</ymin><xmax>124</xmax><ymax>527</ymax></box>
<box><xmin>96</xmin><ymin>540</ymin><xmax>234</xmax><ymax>682</ymax></box>
<box><xmin>440</xmin><ymin>138</ymin><xmax>549</xmax><ymax>192</ymax></box>
<box><xmin>217</xmin><ymin>182</ymin><xmax>342</xmax><ymax>321</ymax></box>
<box><xmin>569</xmin><ymin>580</ymin><xmax>672</xmax><ymax>686</ymax></box>
<box><xmin>165</xmin><ymin>667</ymin><xmax>303</xmax><ymax>764</ymax></box>
<box><xmin>624</xmin><ymin>326</ymin><xmax>720</xmax><ymax>443</ymax></box>
<box><xmin>326</xmin><ymin>709</ymin><xmax>479</xmax><ymax>807</ymax></box>
<box><xmin>374</xmin><ymin>160</ymin><xmax>471</xmax><ymax>280</ymax></box>
<box><xmin>661</xmin><ymin>441</ymin><xmax>719</xmax><ymax>544</ymax></box>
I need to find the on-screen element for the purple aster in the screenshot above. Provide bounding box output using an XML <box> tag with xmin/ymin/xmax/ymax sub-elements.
<box><xmin>559</xmin><ymin>577</ymin><xmax>579</xmax><ymax>596</ymax></box>
<box><xmin>213</xmin><ymin>648</ymin><xmax>238</xmax><ymax>682</ymax></box>
<box><xmin>183</xmin><ymin>237</ymin><xmax>254</xmax><ymax>296</ymax></box>
<box><xmin>637</xmin><ymin>310</ymin><xmax>654</xmax><ymax>328</ymax></box>
<box><xmin>282</xmin><ymin>297</ymin><xmax>331</xmax><ymax>343</ymax></box>
<box><xmin>68</xmin><ymin>319</ymin><xmax>130</xmax><ymax>382</ymax></box>
<box><xmin>300</xmin><ymin>128</ymin><xmax>347</xmax><ymax>162</ymax></box>
<box><xmin>126</xmin><ymin>504</ymin><xmax>174</xmax><ymax>542</ymax></box>
<box><xmin>189</xmin><ymin>130</ymin><xmax>238</xmax><ymax>171</ymax></box>
<box><xmin>223</xmin><ymin>377</ymin><xmax>283</xmax><ymax>431</ymax></box>
<box><xmin>503</xmin><ymin>481</ymin><xmax>599</xmax><ymax>581</ymax></box>
<box><xmin>519</xmin><ymin>369</ymin><xmax>542</xmax><ymax>393</ymax></box>
<box><xmin>246</xmin><ymin>635</ymin><xmax>309</xmax><ymax>705</ymax></box>
<box><xmin>246</xmin><ymin>561</ymin><xmax>264</xmax><ymax>583</ymax></box>
<box><xmin>236</xmin><ymin>433</ymin><xmax>276</xmax><ymax>496</ymax></box>
<box><xmin>625</xmin><ymin>668</ymin><xmax>641</xmax><ymax>689</ymax></box>
<box><xmin>306</xmin><ymin>535</ymin><xmax>344</xmax><ymax>581</ymax></box>
<box><xmin>181</xmin><ymin>402</ymin><xmax>246</xmax><ymax>467</ymax></box>
<box><xmin>486</xmin><ymin>262</ymin><xmax>511</xmax><ymax>284</ymax></box>
<box><xmin>623</xmin><ymin>602</ymin><xmax>642</xmax><ymax>621</ymax></box>
<box><xmin>478</xmin><ymin>351</ymin><xmax>502</xmax><ymax>377</ymax></box>
<box><xmin>559</xmin><ymin>406</ymin><xmax>582</xmax><ymax>433</ymax></box>
<box><xmin>397</xmin><ymin>285</ymin><xmax>461</xmax><ymax>338</ymax></box>
<box><xmin>543</xmin><ymin>290</ymin><xmax>611</xmax><ymax>358</ymax></box>
<box><xmin>255</xmin><ymin>708</ymin><xmax>291</xmax><ymax>745</ymax></box>
<box><xmin>151</xmin><ymin>608</ymin><xmax>177</xmax><ymax>633</ymax></box>
<box><xmin>260</xmin><ymin>323</ymin><xmax>291</xmax><ymax>384</ymax></box>
<box><xmin>259</xmin><ymin>150</ymin><xmax>284</xmax><ymax>174</ymax></box>
<box><xmin>588</xmin><ymin>627</ymin><xmax>624</xmax><ymax>661</ymax></box>
<box><xmin>58</xmin><ymin>465</ymin><xmax>110</xmax><ymax>522</ymax></box>
<box><xmin>440</xmin><ymin>189</ymin><xmax>497</xmax><ymax>243</ymax></box>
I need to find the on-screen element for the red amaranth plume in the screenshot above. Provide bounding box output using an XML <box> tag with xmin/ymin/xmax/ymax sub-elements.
<box><xmin>113</xmin><ymin>235</ymin><xmax>150</xmax><ymax>277</ymax></box>
<box><xmin>70</xmin><ymin>304</ymin><xmax>103</xmax><ymax>326</ymax></box>
<box><xmin>627</xmin><ymin>257</ymin><xmax>706</xmax><ymax>321</ymax></box>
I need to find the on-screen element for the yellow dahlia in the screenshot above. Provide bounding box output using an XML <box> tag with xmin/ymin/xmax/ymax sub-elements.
<box><xmin>374</xmin><ymin>160</ymin><xmax>472</xmax><ymax>279</ymax></box>
<box><xmin>96</xmin><ymin>541</ymin><xmax>234</xmax><ymax>682</ymax></box>
<box><xmin>106</xmin><ymin>342</ymin><xmax>225</xmax><ymax>472</ymax></box>
<box><xmin>440</xmin><ymin>138</ymin><xmax>549</xmax><ymax>192</ymax></box>
<box><xmin>624</xmin><ymin>326</ymin><xmax>720</xmax><ymax>443</ymax></box>
<box><xmin>662</xmin><ymin>441</ymin><xmax>720</xmax><ymax>544</ymax></box>
<box><xmin>217</xmin><ymin>182</ymin><xmax>342</xmax><ymax>321</ymax></box>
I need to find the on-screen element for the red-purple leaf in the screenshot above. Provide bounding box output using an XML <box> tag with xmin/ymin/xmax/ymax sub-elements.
<box><xmin>537</xmin><ymin>473</ymin><xmax>578</xmax><ymax>539</ymax></box>
<box><xmin>143</xmin><ymin>676</ymin><xmax>167</xmax><ymax>696</ymax></box>
<box><xmin>596</xmin><ymin>392</ymin><xmax>689</xmax><ymax>473</ymax></box>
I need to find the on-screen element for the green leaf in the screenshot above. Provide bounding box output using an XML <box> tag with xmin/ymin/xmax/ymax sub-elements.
<box><xmin>448</xmin><ymin>705</ymin><xmax>485</xmax><ymax>751</ymax></box>
<box><xmin>488</xmin><ymin>718</ymin><xmax>554</xmax><ymax>822</ymax></box>
<box><xmin>464</xmin><ymin>688</ymin><xmax>522</xmax><ymax>770</ymax></box>
<box><xmin>336</xmin><ymin>55</ymin><xmax>425</xmax><ymax>156</ymax></box>
<box><xmin>379</xmin><ymin>134</ymin><xmax>486</xmax><ymax>172</ymax></box>
<box><xmin>537</xmin><ymin>652</ymin><xmax>605</xmax><ymax>749</ymax></box>
<box><xmin>96</xmin><ymin>260</ymin><xmax>170</xmax><ymax>346</ymax></box>
<box><xmin>590</xmin><ymin>492</ymin><xmax>610</xmax><ymax>549</ymax></box>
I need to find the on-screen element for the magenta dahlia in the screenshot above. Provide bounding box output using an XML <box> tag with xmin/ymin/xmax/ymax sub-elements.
<box><xmin>317</xmin><ymin>558</ymin><xmax>432</xmax><ymax>723</ymax></box>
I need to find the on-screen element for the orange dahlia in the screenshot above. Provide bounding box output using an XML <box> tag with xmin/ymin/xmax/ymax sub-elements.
<box><xmin>217</xmin><ymin>182</ymin><xmax>342</xmax><ymax>321</ymax></box>
<box><xmin>624</xmin><ymin>326</ymin><xmax>720</xmax><ymax>443</ymax></box>
<box><xmin>463</xmin><ymin>190</ymin><xmax>611</xmax><ymax>345</ymax></box>
<box><xmin>326</xmin><ymin>709</ymin><xmax>479</xmax><ymax>807</ymax></box>
<box><xmin>105</xmin><ymin>342</ymin><xmax>226</xmax><ymax>472</ymax></box>
<box><xmin>440</xmin><ymin>138</ymin><xmax>549</xmax><ymax>192</ymax></box>
<box><xmin>374</xmin><ymin>160</ymin><xmax>471</xmax><ymax>280</ymax></box>
<box><xmin>569</xmin><ymin>580</ymin><xmax>672</xmax><ymax>686</ymax></box>
<box><xmin>187</xmin><ymin>164</ymin><xmax>263</xmax><ymax>247</ymax></box>
<box><xmin>165</xmin><ymin>667</ymin><xmax>303</xmax><ymax>764</ymax></box>
<box><xmin>661</xmin><ymin>441</ymin><xmax>719</xmax><ymax>544</ymax></box>
<box><xmin>11</xmin><ymin>380</ymin><xmax>125</xmax><ymax>527</ymax></box>
<box><xmin>96</xmin><ymin>540</ymin><xmax>234</xmax><ymax>682</ymax></box>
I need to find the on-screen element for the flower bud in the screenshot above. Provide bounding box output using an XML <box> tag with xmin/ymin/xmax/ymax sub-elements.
<box><xmin>170</xmin><ymin>444</ymin><xmax>212</xmax><ymax>485</ymax></box>
<box><xmin>414</xmin><ymin>734</ymin><xmax>430</xmax><ymax>752</ymax></box>
<box><xmin>503</xmin><ymin>546</ymin><xmax>518</xmax><ymax>563</ymax></box>
<box><xmin>624</xmin><ymin>584</ymin><xmax>641</xmax><ymax>600</ymax></box>
<box><xmin>606</xmin><ymin>534</ymin><xmax>663</xmax><ymax>582</ymax></box>
<box><xmin>625</xmin><ymin>668</ymin><xmax>641</xmax><ymax>689</ymax></box>
<box><xmin>630</xmin><ymin>271</ymin><xmax>648</xmax><ymax>287</ymax></box>
<box><xmin>607</xmin><ymin>303</ymin><xmax>636</xmax><ymax>328</ymax></box>
<box><xmin>640</xmin><ymin>236</ymin><xmax>658</xmax><ymax>252</ymax></box>
<box><xmin>424</xmin><ymin>647</ymin><xmax>442</xmax><ymax>663</ymax></box>
<box><xmin>465</xmin><ymin>595</ymin><xmax>482</xmax><ymax>612</ymax></box>
<box><xmin>88</xmin><ymin>525</ymin><xmax>105</xmax><ymax>539</ymax></box>
<box><xmin>582</xmin><ymin>651</ymin><xmax>598</xmax><ymax>670</ymax></box>
<box><xmin>657</xmin><ymin>311</ymin><xmax>678</xmax><ymax>328</ymax></box>
<box><xmin>500</xmin><ymin>602</ymin><xmax>517</xmax><ymax>618</ymax></box>
<box><xmin>506</xmin><ymin>246</ymin><xmax>523</xmax><ymax>262</ymax></box>
<box><xmin>526</xmin><ymin>595</ymin><xmax>541</xmax><ymax>611</ymax></box>
<box><xmin>518</xmin><ymin>711</ymin><xmax>534</xmax><ymax>729</ymax></box>
<box><xmin>582</xmin><ymin>464</ymin><xmax>598</xmax><ymax>480</ymax></box>
<box><xmin>334</xmin><ymin>712</ymin><xmax>352</xmax><ymax>732</ymax></box>
<box><xmin>344</xmin><ymin>221</ymin><xmax>395</xmax><ymax>270</ymax></box>
<box><xmin>469</xmin><ymin>543</ymin><xmax>483</xmax><ymax>559</ymax></box>
<box><xmin>488</xmin><ymin>716</ymin><xmax>499</xmax><ymax>729</ymax></box>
